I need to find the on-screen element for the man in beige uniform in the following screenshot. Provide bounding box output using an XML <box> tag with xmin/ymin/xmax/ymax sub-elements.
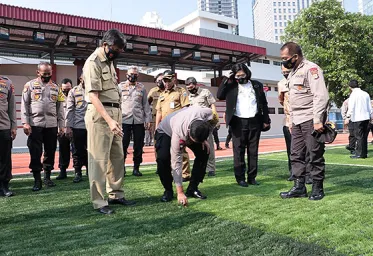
<box><xmin>21</xmin><ymin>62</ymin><xmax>65</xmax><ymax>191</ymax></box>
<box><xmin>83</xmin><ymin>29</ymin><xmax>135</xmax><ymax>215</ymax></box>
<box><xmin>155</xmin><ymin>106</ymin><xmax>219</xmax><ymax>204</ymax></box>
<box><xmin>146</xmin><ymin>73</ymin><xmax>165</xmax><ymax>147</ymax></box>
<box><xmin>155</xmin><ymin>70</ymin><xmax>191</xmax><ymax>181</ymax></box>
<box><xmin>279</xmin><ymin>42</ymin><xmax>329</xmax><ymax>201</ymax></box>
<box><xmin>119</xmin><ymin>66</ymin><xmax>151</xmax><ymax>177</ymax></box>
<box><xmin>186</xmin><ymin>77</ymin><xmax>218</xmax><ymax>177</ymax></box>
<box><xmin>0</xmin><ymin>76</ymin><xmax>16</xmax><ymax>197</ymax></box>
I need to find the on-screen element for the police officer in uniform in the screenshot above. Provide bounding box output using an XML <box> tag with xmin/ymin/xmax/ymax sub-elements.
<box><xmin>0</xmin><ymin>76</ymin><xmax>16</xmax><ymax>197</ymax></box>
<box><xmin>56</xmin><ymin>78</ymin><xmax>73</xmax><ymax>180</ymax></box>
<box><xmin>65</xmin><ymin>75</ymin><xmax>88</xmax><ymax>183</ymax></box>
<box><xmin>279</xmin><ymin>42</ymin><xmax>329</xmax><ymax>200</ymax></box>
<box><xmin>146</xmin><ymin>73</ymin><xmax>165</xmax><ymax>147</ymax></box>
<box><xmin>84</xmin><ymin>29</ymin><xmax>135</xmax><ymax>215</ymax></box>
<box><xmin>155</xmin><ymin>106</ymin><xmax>219</xmax><ymax>204</ymax></box>
<box><xmin>119</xmin><ymin>66</ymin><xmax>151</xmax><ymax>176</ymax></box>
<box><xmin>155</xmin><ymin>70</ymin><xmax>191</xmax><ymax>182</ymax></box>
<box><xmin>21</xmin><ymin>62</ymin><xmax>65</xmax><ymax>191</ymax></box>
<box><xmin>186</xmin><ymin>77</ymin><xmax>218</xmax><ymax>177</ymax></box>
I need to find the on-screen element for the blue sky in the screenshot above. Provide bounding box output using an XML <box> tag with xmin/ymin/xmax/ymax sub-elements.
<box><xmin>0</xmin><ymin>0</ymin><xmax>358</xmax><ymax>37</ymax></box>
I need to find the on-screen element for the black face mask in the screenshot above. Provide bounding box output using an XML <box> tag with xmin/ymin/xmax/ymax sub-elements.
<box><xmin>283</xmin><ymin>73</ymin><xmax>289</xmax><ymax>79</ymax></box>
<box><xmin>41</xmin><ymin>76</ymin><xmax>51</xmax><ymax>83</ymax></box>
<box><xmin>157</xmin><ymin>81</ymin><xmax>165</xmax><ymax>90</ymax></box>
<box><xmin>62</xmin><ymin>90</ymin><xmax>70</xmax><ymax>96</ymax></box>
<box><xmin>128</xmin><ymin>74</ymin><xmax>138</xmax><ymax>83</ymax></box>
<box><xmin>188</xmin><ymin>88</ymin><xmax>198</xmax><ymax>94</ymax></box>
<box><xmin>105</xmin><ymin>47</ymin><xmax>120</xmax><ymax>61</ymax></box>
<box><xmin>236</xmin><ymin>78</ymin><xmax>247</xmax><ymax>84</ymax></box>
<box><xmin>282</xmin><ymin>55</ymin><xmax>297</xmax><ymax>69</ymax></box>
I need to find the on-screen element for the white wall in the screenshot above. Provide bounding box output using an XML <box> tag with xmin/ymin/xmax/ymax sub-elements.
<box><xmin>199</xmin><ymin>17</ymin><xmax>234</xmax><ymax>34</ymax></box>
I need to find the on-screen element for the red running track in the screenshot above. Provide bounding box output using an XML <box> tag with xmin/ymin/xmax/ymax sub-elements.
<box><xmin>12</xmin><ymin>133</ymin><xmax>350</xmax><ymax>175</ymax></box>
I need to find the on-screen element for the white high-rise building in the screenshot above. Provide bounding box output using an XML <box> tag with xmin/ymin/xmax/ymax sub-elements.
<box><xmin>253</xmin><ymin>0</ymin><xmax>344</xmax><ymax>43</ymax></box>
<box><xmin>140</xmin><ymin>12</ymin><xmax>164</xmax><ymax>29</ymax></box>
<box><xmin>198</xmin><ymin>0</ymin><xmax>239</xmax><ymax>34</ymax></box>
<box><xmin>359</xmin><ymin>0</ymin><xmax>373</xmax><ymax>15</ymax></box>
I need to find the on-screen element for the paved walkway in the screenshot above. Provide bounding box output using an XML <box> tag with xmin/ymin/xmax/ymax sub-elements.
<box><xmin>12</xmin><ymin>133</ymin><xmax>350</xmax><ymax>175</ymax></box>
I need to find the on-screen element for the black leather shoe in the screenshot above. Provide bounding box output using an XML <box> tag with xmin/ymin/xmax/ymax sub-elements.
<box><xmin>161</xmin><ymin>191</ymin><xmax>174</xmax><ymax>202</ymax></box>
<box><xmin>182</xmin><ymin>177</ymin><xmax>191</xmax><ymax>182</ymax></box>
<box><xmin>280</xmin><ymin>178</ymin><xmax>307</xmax><ymax>199</ymax></box>
<box><xmin>1</xmin><ymin>181</ymin><xmax>14</xmax><ymax>197</ymax></box>
<box><xmin>32</xmin><ymin>172</ymin><xmax>42</xmax><ymax>192</ymax></box>
<box><xmin>225</xmin><ymin>144</ymin><xmax>230</xmax><ymax>149</ymax></box>
<box><xmin>346</xmin><ymin>146</ymin><xmax>354</xmax><ymax>151</ymax></box>
<box><xmin>216</xmin><ymin>146</ymin><xmax>223</xmax><ymax>150</ymax></box>
<box><xmin>350</xmin><ymin>155</ymin><xmax>367</xmax><ymax>159</ymax></box>
<box><xmin>208</xmin><ymin>171</ymin><xmax>216</xmax><ymax>177</ymax></box>
<box><xmin>350</xmin><ymin>150</ymin><xmax>356</xmax><ymax>155</ymax></box>
<box><xmin>305</xmin><ymin>176</ymin><xmax>313</xmax><ymax>185</ymax></box>
<box><xmin>98</xmin><ymin>206</ymin><xmax>114</xmax><ymax>215</ymax></box>
<box><xmin>248</xmin><ymin>179</ymin><xmax>260</xmax><ymax>185</ymax></box>
<box><xmin>309</xmin><ymin>180</ymin><xmax>325</xmax><ymax>200</ymax></box>
<box><xmin>287</xmin><ymin>175</ymin><xmax>295</xmax><ymax>181</ymax></box>
<box><xmin>238</xmin><ymin>181</ymin><xmax>248</xmax><ymax>187</ymax></box>
<box><xmin>186</xmin><ymin>190</ymin><xmax>207</xmax><ymax>199</ymax></box>
<box><xmin>44</xmin><ymin>178</ymin><xmax>56</xmax><ymax>187</ymax></box>
<box><xmin>56</xmin><ymin>169</ymin><xmax>67</xmax><ymax>180</ymax></box>
<box><xmin>132</xmin><ymin>168</ymin><xmax>143</xmax><ymax>177</ymax></box>
<box><xmin>108</xmin><ymin>198</ymin><xmax>136</xmax><ymax>206</ymax></box>
<box><xmin>73</xmin><ymin>172</ymin><xmax>83</xmax><ymax>183</ymax></box>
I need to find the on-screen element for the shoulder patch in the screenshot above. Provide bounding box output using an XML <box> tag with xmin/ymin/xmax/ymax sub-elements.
<box><xmin>310</xmin><ymin>67</ymin><xmax>319</xmax><ymax>80</ymax></box>
<box><xmin>23</xmin><ymin>83</ymin><xmax>30</xmax><ymax>93</ymax></box>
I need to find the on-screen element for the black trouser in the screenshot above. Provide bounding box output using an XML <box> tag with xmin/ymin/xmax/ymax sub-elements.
<box><xmin>27</xmin><ymin>127</ymin><xmax>58</xmax><ymax>172</ymax></box>
<box><xmin>58</xmin><ymin>134</ymin><xmax>71</xmax><ymax>170</ymax></box>
<box><xmin>283</xmin><ymin>125</ymin><xmax>312</xmax><ymax>176</ymax></box>
<box><xmin>231</xmin><ymin>115</ymin><xmax>261</xmax><ymax>182</ymax></box>
<box><xmin>212</xmin><ymin>127</ymin><xmax>220</xmax><ymax>147</ymax></box>
<box><xmin>0</xmin><ymin>130</ymin><xmax>12</xmax><ymax>182</ymax></box>
<box><xmin>226</xmin><ymin>126</ymin><xmax>232</xmax><ymax>145</ymax></box>
<box><xmin>291</xmin><ymin>120</ymin><xmax>325</xmax><ymax>181</ymax></box>
<box><xmin>122</xmin><ymin>123</ymin><xmax>145</xmax><ymax>167</ymax></box>
<box><xmin>155</xmin><ymin>132</ymin><xmax>208</xmax><ymax>192</ymax></box>
<box><xmin>353</xmin><ymin>120</ymin><xmax>370</xmax><ymax>158</ymax></box>
<box><xmin>72</xmin><ymin>128</ymin><xmax>88</xmax><ymax>170</ymax></box>
<box><xmin>348</xmin><ymin>122</ymin><xmax>356</xmax><ymax>150</ymax></box>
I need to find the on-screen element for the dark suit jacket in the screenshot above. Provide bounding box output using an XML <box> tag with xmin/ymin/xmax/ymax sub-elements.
<box><xmin>217</xmin><ymin>76</ymin><xmax>270</xmax><ymax>127</ymax></box>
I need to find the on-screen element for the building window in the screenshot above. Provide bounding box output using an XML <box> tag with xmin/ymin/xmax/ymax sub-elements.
<box><xmin>293</xmin><ymin>8</ymin><xmax>296</xmax><ymax>13</ymax></box>
<box><xmin>279</xmin><ymin>22</ymin><xmax>282</xmax><ymax>26</ymax></box>
<box><xmin>283</xmin><ymin>2</ymin><xmax>286</xmax><ymax>6</ymax></box>
<box><xmin>217</xmin><ymin>23</ymin><xmax>229</xmax><ymax>29</ymax></box>
<box><xmin>275</xmin><ymin>36</ymin><xmax>279</xmax><ymax>40</ymax></box>
<box><xmin>274</xmin><ymin>2</ymin><xmax>277</xmax><ymax>6</ymax></box>
<box><xmin>252</xmin><ymin>59</ymin><xmax>263</xmax><ymax>63</ymax></box>
<box><xmin>288</xmin><ymin>2</ymin><xmax>291</xmax><ymax>6</ymax></box>
<box><xmin>266</xmin><ymin>86</ymin><xmax>272</xmax><ymax>91</ymax></box>
<box><xmin>263</xmin><ymin>59</ymin><xmax>270</xmax><ymax>64</ymax></box>
<box><xmin>274</xmin><ymin>15</ymin><xmax>277</xmax><ymax>20</ymax></box>
<box><xmin>293</xmin><ymin>2</ymin><xmax>295</xmax><ymax>6</ymax></box>
<box><xmin>289</xmin><ymin>15</ymin><xmax>292</xmax><ymax>19</ymax></box>
<box><xmin>275</xmin><ymin>22</ymin><xmax>278</xmax><ymax>27</ymax></box>
<box><xmin>279</xmin><ymin>9</ymin><xmax>282</xmax><ymax>13</ymax></box>
<box><xmin>284</xmin><ymin>16</ymin><xmax>287</xmax><ymax>20</ymax></box>
<box><xmin>274</xmin><ymin>9</ymin><xmax>277</xmax><ymax>13</ymax></box>
<box><xmin>275</xmin><ymin>29</ymin><xmax>278</xmax><ymax>33</ymax></box>
<box><xmin>273</xmin><ymin>61</ymin><xmax>282</xmax><ymax>66</ymax></box>
<box><xmin>284</xmin><ymin>8</ymin><xmax>286</xmax><ymax>13</ymax></box>
<box><xmin>275</xmin><ymin>87</ymin><xmax>278</xmax><ymax>92</ymax></box>
<box><xmin>278</xmin><ymin>1</ymin><xmax>281</xmax><ymax>5</ymax></box>
<box><xmin>279</xmin><ymin>15</ymin><xmax>282</xmax><ymax>20</ymax></box>
<box><xmin>284</xmin><ymin>22</ymin><xmax>287</xmax><ymax>26</ymax></box>
<box><xmin>278</xmin><ymin>108</ymin><xmax>285</xmax><ymax>114</ymax></box>
<box><xmin>288</xmin><ymin>8</ymin><xmax>291</xmax><ymax>12</ymax></box>
<box><xmin>268</xmin><ymin>107</ymin><xmax>276</xmax><ymax>114</ymax></box>
<box><xmin>177</xmin><ymin>27</ymin><xmax>185</xmax><ymax>33</ymax></box>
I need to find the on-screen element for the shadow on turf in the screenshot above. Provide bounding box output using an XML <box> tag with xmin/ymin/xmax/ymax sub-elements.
<box><xmin>0</xmin><ymin>198</ymin><xmax>345</xmax><ymax>256</ymax></box>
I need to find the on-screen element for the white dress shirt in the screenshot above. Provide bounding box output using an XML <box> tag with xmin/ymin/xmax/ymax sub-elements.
<box><xmin>234</xmin><ymin>81</ymin><xmax>258</xmax><ymax>118</ymax></box>
<box><xmin>347</xmin><ymin>88</ymin><xmax>372</xmax><ymax>122</ymax></box>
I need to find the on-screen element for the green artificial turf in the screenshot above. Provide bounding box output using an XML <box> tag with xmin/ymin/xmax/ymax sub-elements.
<box><xmin>1</xmin><ymin>146</ymin><xmax>373</xmax><ymax>255</ymax></box>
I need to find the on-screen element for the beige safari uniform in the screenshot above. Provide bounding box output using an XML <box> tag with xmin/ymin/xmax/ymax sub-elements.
<box><xmin>66</xmin><ymin>84</ymin><xmax>87</xmax><ymax>129</ymax></box>
<box><xmin>278</xmin><ymin>78</ymin><xmax>291</xmax><ymax>127</ymax></box>
<box><xmin>83</xmin><ymin>48</ymin><xmax>124</xmax><ymax>209</ymax></box>
<box><xmin>146</xmin><ymin>87</ymin><xmax>163</xmax><ymax>145</ymax></box>
<box><xmin>188</xmin><ymin>87</ymin><xmax>217</xmax><ymax>174</ymax></box>
<box><xmin>156</xmin><ymin>86</ymin><xmax>191</xmax><ymax>179</ymax></box>
<box><xmin>0</xmin><ymin>76</ymin><xmax>16</xmax><ymax>130</ymax></box>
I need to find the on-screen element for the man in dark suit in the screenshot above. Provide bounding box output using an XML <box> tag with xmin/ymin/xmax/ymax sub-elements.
<box><xmin>217</xmin><ymin>63</ymin><xmax>270</xmax><ymax>187</ymax></box>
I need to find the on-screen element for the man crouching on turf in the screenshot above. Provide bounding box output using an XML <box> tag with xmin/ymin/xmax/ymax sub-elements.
<box><xmin>155</xmin><ymin>106</ymin><xmax>219</xmax><ymax>206</ymax></box>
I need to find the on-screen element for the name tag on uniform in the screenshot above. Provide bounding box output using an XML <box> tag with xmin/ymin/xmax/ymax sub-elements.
<box><xmin>170</xmin><ymin>102</ymin><xmax>175</xmax><ymax>109</ymax></box>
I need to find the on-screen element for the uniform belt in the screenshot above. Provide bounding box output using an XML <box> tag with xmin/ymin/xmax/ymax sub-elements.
<box><xmin>89</xmin><ymin>102</ymin><xmax>120</xmax><ymax>108</ymax></box>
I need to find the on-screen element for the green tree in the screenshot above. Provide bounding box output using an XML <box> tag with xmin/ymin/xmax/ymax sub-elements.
<box><xmin>282</xmin><ymin>0</ymin><xmax>373</xmax><ymax>107</ymax></box>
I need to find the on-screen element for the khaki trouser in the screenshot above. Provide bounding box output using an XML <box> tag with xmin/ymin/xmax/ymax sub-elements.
<box><xmin>182</xmin><ymin>149</ymin><xmax>191</xmax><ymax>179</ymax></box>
<box><xmin>86</xmin><ymin>105</ymin><xmax>125</xmax><ymax>209</ymax></box>
<box><xmin>206</xmin><ymin>134</ymin><xmax>215</xmax><ymax>173</ymax></box>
